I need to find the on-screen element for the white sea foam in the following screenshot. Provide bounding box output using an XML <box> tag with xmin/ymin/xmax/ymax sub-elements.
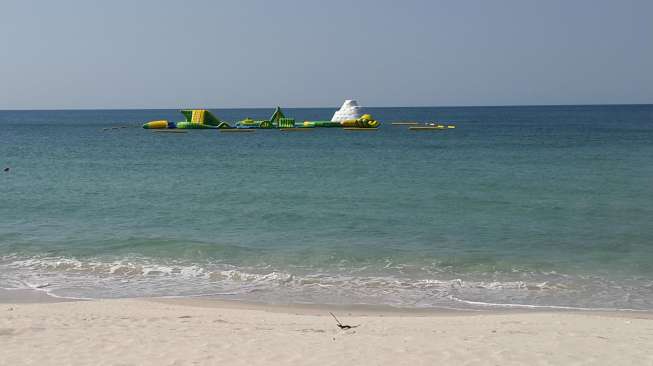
<box><xmin>1</xmin><ymin>255</ymin><xmax>652</xmax><ymax>311</ymax></box>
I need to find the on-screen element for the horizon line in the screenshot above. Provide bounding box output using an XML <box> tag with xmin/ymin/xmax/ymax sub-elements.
<box><xmin>0</xmin><ymin>102</ymin><xmax>651</xmax><ymax>112</ymax></box>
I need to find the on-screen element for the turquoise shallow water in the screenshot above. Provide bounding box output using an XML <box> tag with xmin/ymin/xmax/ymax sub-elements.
<box><xmin>1</xmin><ymin>105</ymin><xmax>653</xmax><ymax>309</ymax></box>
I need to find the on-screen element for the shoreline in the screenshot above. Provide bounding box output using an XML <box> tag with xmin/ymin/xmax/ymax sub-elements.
<box><xmin>0</xmin><ymin>288</ymin><xmax>81</xmax><ymax>304</ymax></box>
<box><xmin>151</xmin><ymin>296</ymin><xmax>653</xmax><ymax>319</ymax></box>
<box><xmin>3</xmin><ymin>287</ymin><xmax>652</xmax><ymax>318</ymax></box>
<box><xmin>2</xmin><ymin>297</ymin><xmax>653</xmax><ymax>365</ymax></box>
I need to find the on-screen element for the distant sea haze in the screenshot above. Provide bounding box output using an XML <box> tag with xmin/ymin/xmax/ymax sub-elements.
<box><xmin>1</xmin><ymin>105</ymin><xmax>653</xmax><ymax>310</ymax></box>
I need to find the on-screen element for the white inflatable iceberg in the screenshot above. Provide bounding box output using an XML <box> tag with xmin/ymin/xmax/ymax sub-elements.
<box><xmin>331</xmin><ymin>100</ymin><xmax>365</xmax><ymax>122</ymax></box>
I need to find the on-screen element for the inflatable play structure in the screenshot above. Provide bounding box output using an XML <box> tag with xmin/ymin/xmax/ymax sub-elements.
<box><xmin>302</xmin><ymin>114</ymin><xmax>379</xmax><ymax>128</ymax></box>
<box><xmin>331</xmin><ymin>100</ymin><xmax>365</xmax><ymax>122</ymax></box>
<box><xmin>142</xmin><ymin>107</ymin><xmax>295</xmax><ymax>130</ymax></box>
<box><xmin>142</xmin><ymin>109</ymin><xmax>231</xmax><ymax>129</ymax></box>
<box><xmin>302</xmin><ymin>100</ymin><xmax>379</xmax><ymax>129</ymax></box>
<box><xmin>235</xmin><ymin>107</ymin><xmax>295</xmax><ymax>129</ymax></box>
<box><xmin>142</xmin><ymin>101</ymin><xmax>380</xmax><ymax>130</ymax></box>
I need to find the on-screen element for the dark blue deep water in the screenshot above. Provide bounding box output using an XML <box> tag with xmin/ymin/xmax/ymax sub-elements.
<box><xmin>1</xmin><ymin>105</ymin><xmax>653</xmax><ymax>309</ymax></box>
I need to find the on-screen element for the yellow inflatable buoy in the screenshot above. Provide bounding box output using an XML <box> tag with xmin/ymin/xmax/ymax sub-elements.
<box><xmin>143</xmin><ymin>120</ymin><xmax>169</xmax><ymax>129</ymax></box>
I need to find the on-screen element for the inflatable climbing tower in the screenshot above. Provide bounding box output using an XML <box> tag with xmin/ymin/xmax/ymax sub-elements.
<box><xmin>331</xmin><ymin>100</ymin><xmax>365</xmax><ymax>122</ymax></box>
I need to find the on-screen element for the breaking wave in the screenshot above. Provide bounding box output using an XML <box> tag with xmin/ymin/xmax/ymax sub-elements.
<box><xmin>2</xmin><ymin>254</ymin><xmax>653</xmax><ymax>310</ymax></box>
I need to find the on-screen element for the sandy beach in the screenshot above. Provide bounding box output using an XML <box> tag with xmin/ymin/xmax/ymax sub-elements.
<box><xmin>1</xmin><ymin>295</ymin><xmax>652</xmax><ymax>366</ymax></box>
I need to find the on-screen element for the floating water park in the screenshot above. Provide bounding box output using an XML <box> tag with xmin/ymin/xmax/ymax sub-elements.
<box><xmin>141</xmin><ymin>100</ymin><xmax>454</xmax><ymax>131</ymax></box>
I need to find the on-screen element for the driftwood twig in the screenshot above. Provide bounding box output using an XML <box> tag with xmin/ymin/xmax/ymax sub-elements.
<box><xmin>329</xmin><ymin>312</ymin><xmax>359</xmax><ymax>330</ymax></box>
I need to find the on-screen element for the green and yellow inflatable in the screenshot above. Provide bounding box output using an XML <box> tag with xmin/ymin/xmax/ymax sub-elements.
<box><xmin>143</xmin><ymin>109</ymin><xmax>231</xmax><ymax>129</ymax></box>
<box><xmin>235</xmin><ymin>107</ymin><xmax>294</xmax><ymax>129</ymax></box>
<box><xmin>142</xmin><ymin>107</ymin><xmax>379</xmax><ymax>131</ymax></box>
<box><xmin>303</xmin><ymin>114</ymin><xmax>379</xmax><ymax>128</ymax></box>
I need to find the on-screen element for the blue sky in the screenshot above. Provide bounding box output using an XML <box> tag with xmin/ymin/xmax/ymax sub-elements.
<box><xmin>1</xmin><ymin>0</ymin><xmax>651</xmax><ymax>109</ymax></box>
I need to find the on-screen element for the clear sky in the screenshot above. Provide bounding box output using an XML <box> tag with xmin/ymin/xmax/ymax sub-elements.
<box><xmin>1</xmin><ymin>0</ymin><xmax>652</xmax><ymax>109</ymax></box>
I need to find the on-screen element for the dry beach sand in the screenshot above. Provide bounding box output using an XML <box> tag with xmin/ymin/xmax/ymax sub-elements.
<box><xmin>1</xmin><ymin>295</ymin><xmax>653</xmax><ymax>366</ymax></box>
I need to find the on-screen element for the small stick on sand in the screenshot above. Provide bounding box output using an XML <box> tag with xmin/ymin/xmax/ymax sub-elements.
<box><xmin>329</xmin><ymin>312</ymin><xmax>359</xmax><ymax>330</ymax></box>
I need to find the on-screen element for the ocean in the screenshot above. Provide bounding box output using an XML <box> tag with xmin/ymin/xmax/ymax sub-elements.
<box><xmin>1</xmin><ymin>105</ymin><xmax>652</xmax><ymax>310</ymax></box>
